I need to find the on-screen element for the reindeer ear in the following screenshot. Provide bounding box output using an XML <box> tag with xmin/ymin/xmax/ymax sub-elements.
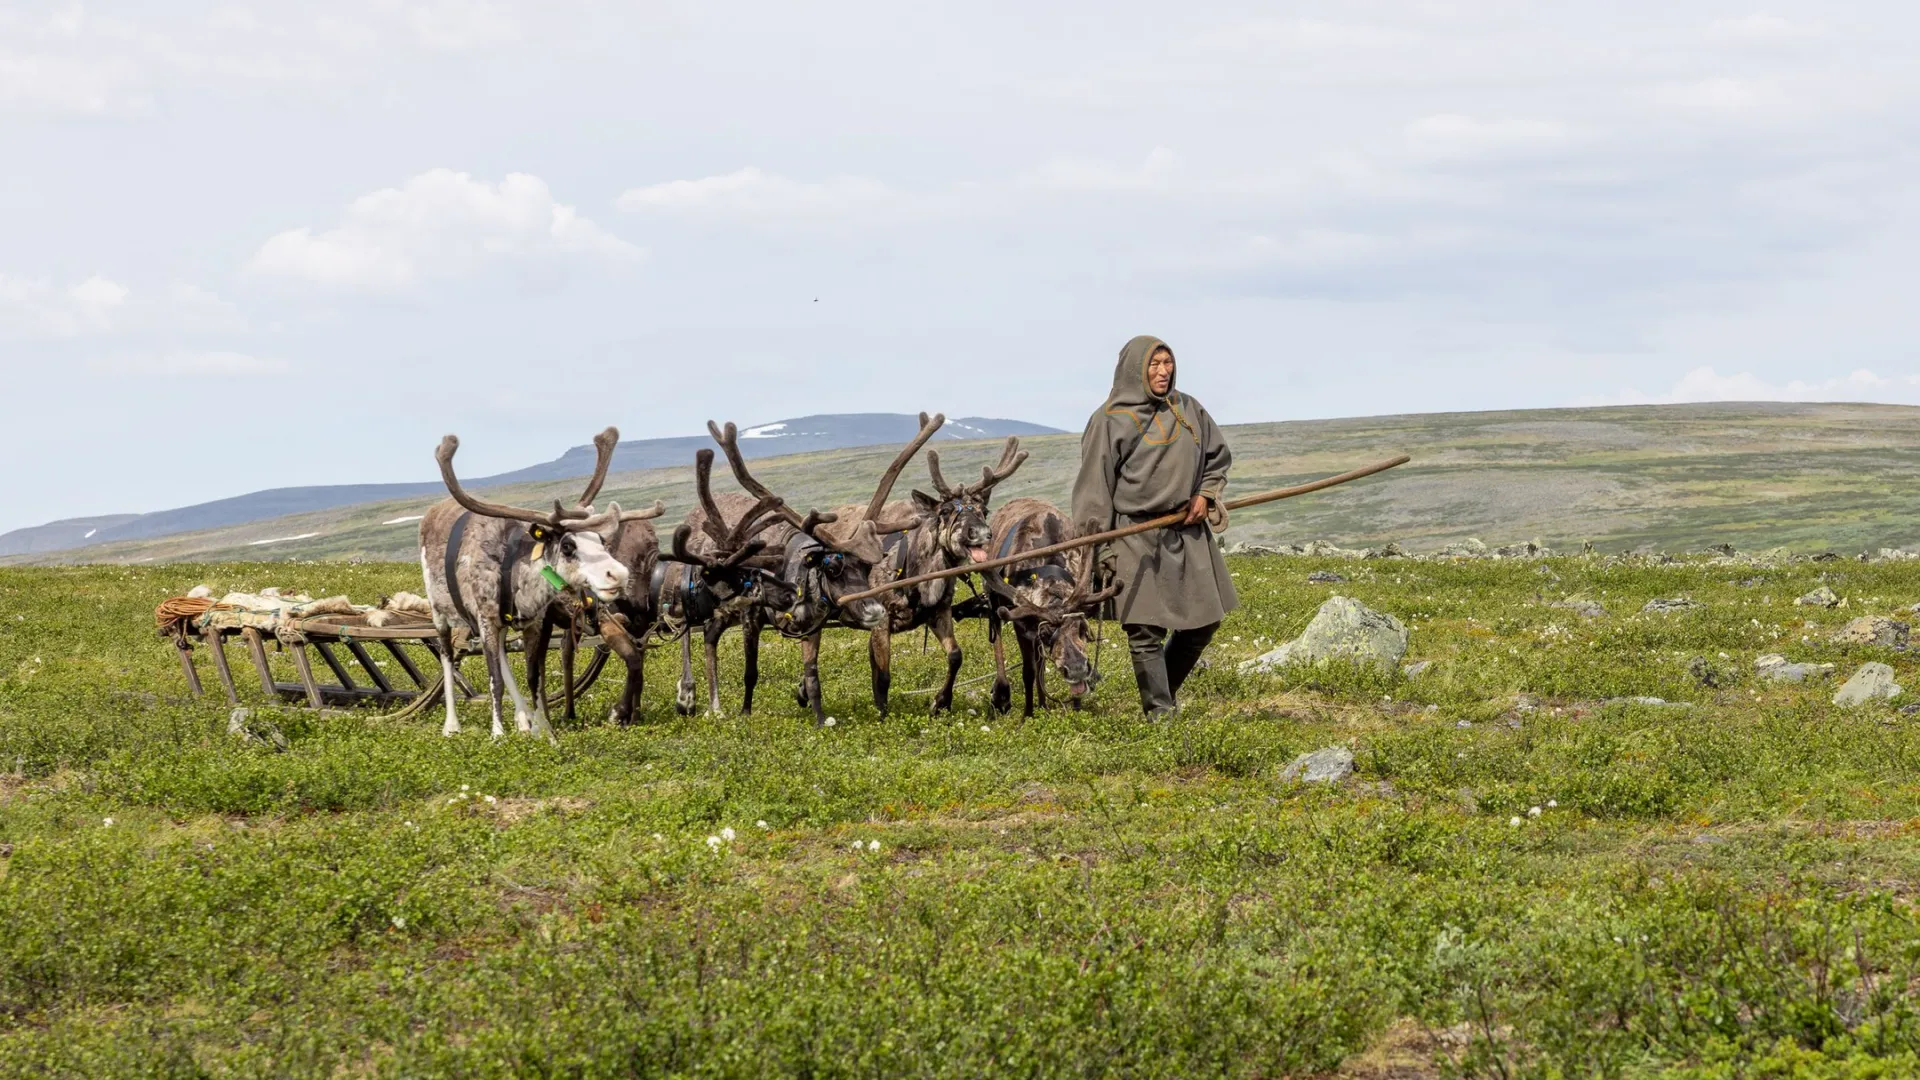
<box><xmin>910</xmin><ymin>489</ymin><xmax>939</xmax><ymax>513</ymax></box>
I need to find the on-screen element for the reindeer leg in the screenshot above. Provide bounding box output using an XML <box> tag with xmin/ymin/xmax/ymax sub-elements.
<box><xmin>520</xmin><ymin>614</ymin><xmax>555</xmax><ymax>741</ymax></box>
<box><xmin>703</xmin><ymin>619</ymin><xmax>727</xmax><ymax>718</ymax></box>
<box><xmin>801</xmin><ymin>632</ymin><xmax>825</xmax><ymax>724</ymax></box>
<box><xmin>627</xmin><ymin>648</ymin><xmax>645</xmax><ymax>723</ymax></box>
<box><xmin>931</xmin><ymin>607</ymin><xmax>962</xmax><ymax>716</ymax></box>
<box><xmin>434</xmin><ymin>622</ymin><xmax>462</xmax><ymax>736</ymax></box>
<box><xmin>868</xmin><ymin>628</ymin><xmax>892</xmax><ymax>716</ymax></box>
<box><xmin>479</xmin><ymin>622</ymin><xmax>509</xmax><ymax>740</ymax></box>
<box><xmin>676</xmin><ymin>631</ymin><xmax>697</xmax><ymax>716</ymax></box>
<box><xmin>1017</xmin><ymin>620</ymin><xmax>1040</xmax><ymax>719</ymax></box>
<box><xmin>741</xmin><ymin>615</ymin><xmax>761</xmax><ymax>716</ymax></box>
<box><xmin>988</xmin><ymin>609</ymin><xmax>1012</xmax><ymax>715</ymax></box>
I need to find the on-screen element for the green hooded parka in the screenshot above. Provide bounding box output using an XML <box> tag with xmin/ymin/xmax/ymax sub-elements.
<box><xmin>1071</xmin><ymin>335</ymin><xmax>1238</xmax><ymax>630</ymax></box>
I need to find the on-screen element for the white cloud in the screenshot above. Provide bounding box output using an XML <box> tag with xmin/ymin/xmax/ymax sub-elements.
<box><xmin>1606</xmin><ymin>367</ymin><xmax>1920</xmax><ymax>406</ymax></box>
<box><xmin>0</xmin><ymin>275</ymin><xmax>246</xmax><ymax>339</ymax></box>
<box><xmin>1710</xmin><ymin>13</ymin><xmax>1802</xmax><ymax>41</ymax></box>
<box><xmin>1023</xmin><ymin>147</ymin><xmax>1185</xmax><ymax>194</ymax></box>
<box><xmin>249</xmin><ymin>170</ymin><xmax>641</xmax><ymax>292</ymax></box>
<box><xmin>86</xmin><ymin>350</ymin><xmax>292</xmax><ymax>377</ymax></box>
<box><xmin>615</xmin><ymin>167</ymin><xmax>905</xmax><ymax>224</ymax></box>
<box><xmin>1405</xmin><ymin>115</ymin><xmax>1572</xmax><ymax>160</ymax></box>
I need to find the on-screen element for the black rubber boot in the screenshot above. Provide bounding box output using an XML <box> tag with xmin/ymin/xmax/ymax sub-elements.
<box><xmin>1125</xmin><ymin>623</ymin><xmax>1177</xmax><ymax>717</ymax></box>
<box><xmin>1164</xmin><ymin>622</ymin><xmax>1221</xmax><ymax>696</ymax></box>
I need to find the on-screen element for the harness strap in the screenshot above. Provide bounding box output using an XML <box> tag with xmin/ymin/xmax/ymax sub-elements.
<box><xmin>444</xmin><ymin>512</ymin><xmax>478</xmax><ymax>632</ymax></box>
<box><xmin>498</xmin><ymin>527</ymin><xmax>526</xmax><ymax>627</ymax></box>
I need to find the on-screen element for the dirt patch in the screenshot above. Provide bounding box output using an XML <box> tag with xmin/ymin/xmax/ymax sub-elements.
<box><xmin>491</xmin><ymin>795</ymin><xmax>592</xmax><ymax>825</ymax></box>
<box><xmin>1322</xmin><ymin>1018</ymin><xmax>1468</xmax><ymax>1078</ymax></box>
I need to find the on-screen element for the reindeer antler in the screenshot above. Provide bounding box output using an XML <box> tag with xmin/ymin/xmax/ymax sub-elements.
<box><xmin>927</xmin><ymin>450</ymin><xmax>955</xmax><ymax>498</ymax></box>
<box><xmin>437</xmin><ymin>434</ymin><xmax>591</xmax><ymax>529</ymax></box>
<box><xmin>864</xmin><ymin>412</ymin><xmax>945</xmax><ymax>523</ymax></box>
<box><xmin>708</xmin><ymin>421</ymin><xmax>808</xmax><ymax>529</ymax></box>
<box><xmin>619</xmin><ymin>501</ymin><xmax>666</xmax><ymax>522</ymax></box>
<box><xmin>972</xmin><ymin>437</ymin><xmax>1028</xmax><ymax>497</ymax></box>
<box><xmin>692</xmin><ymin>449</ymin><xmax>734</xmax><ymax>548</ymax></box>
<box><xmin>576</xmin><ymin>426</ymin><xmax>619</xmax><ymax>509</ymax></box>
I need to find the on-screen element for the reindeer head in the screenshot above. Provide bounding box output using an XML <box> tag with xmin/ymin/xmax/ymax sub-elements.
<box><xmin>913</xmin><ymin>436</ymin><xmax>1027</xmax><ymax>567</ymax></box>
<box><xmin>664</xmin><ymin>448</ymin><xmax>800</xmax><ymax>613</ymax></box>
<box><xmin>436</xmin><ymin>426</ymin><xmax>663</xmax><ymax>603</ymax></box>
<box><xmin>999</xmin><ymin>548</ymin><xmax>1121</xmax><ymax>701</ymax></box>
<box><xmin>707</xmin><ymin>415</ymin><xmax>944</xmax><ymax>631</ymax></box>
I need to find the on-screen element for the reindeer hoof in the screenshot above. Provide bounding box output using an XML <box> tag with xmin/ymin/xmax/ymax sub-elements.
<box><xmin>991</xmin><ymin>683</ymin><xmax>1011</xmax><ymax>714</ymax></box>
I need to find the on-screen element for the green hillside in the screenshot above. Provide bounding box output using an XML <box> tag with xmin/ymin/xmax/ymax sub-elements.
<box><xmin>13</xmin><ymin>401</ymin><xmax>1920</xmax><ymax>565</ymax></box>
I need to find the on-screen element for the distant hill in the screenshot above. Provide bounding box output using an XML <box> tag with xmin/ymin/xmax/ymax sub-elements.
<box><xmin>9</xmin><ymin>402</ymin><xmax>1920</xmax><ymax>567</ymax></box>
<box><xmin>0</xmin><ymin>414</ymin><xmax>1060</xmax><ymax>557</ymax></box>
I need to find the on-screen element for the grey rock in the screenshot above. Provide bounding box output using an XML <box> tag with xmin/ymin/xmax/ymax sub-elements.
<box><xmin>227</xmin><ymin>707</ymin><xmax>289</xmax><ymax>752</ymax></box>
<box><xmin>1796</xmin><ymin>585</ymin><xmax>1842</xmax><ymax>608</ymax></box>
<box><xmin>1307</xmin><ymin>570</ymin><xmax>1347</xmax><ymax>583</ymax></box>
<box><xmin>1834</xmin><ymin>662</ymin><xmax>1903</xmax><ymax>707</ymax></box>
<box><xmin>1455</xmin><ymin>719</ymin><xmax>1473</xmax><ymax>729</ymax></box>
<box><xmin>1753</xmin><ymin>654</ymin><xmax>1837</xmax><ymax>683</ymax></box>
<box><xmin>1401</xmin><ymin>660</ymin><xmax>1434</xmax><ymax>679</ymax></box>
<box><xmin>1493</xmin><ymin>539</ymin><xmax>1551</xmax><ymax>559</ymax></box>
<box><xmin>1278</xmin><ymin>746</ymin><xmax>1355</xmax><ymax>784</ymax></box>
<box><xmin>1362</xmin><ymin>543</ymin><xmax>1408</xmax><ymax>559</ymax></box>
<box><xmin>1830</xmin><ymin>616</ymin><xmax>1910</xmax><ymax>648</ymax></box>
<box><xmin>1643</xmin><ymin>598</ymin><xmax>1705</xmax><ymax>615</ymax></box>
<box><xmin>1225</xmin><ymin>542</ymin><xmax>1286</xmax><ymax>556</ymax></box>
<box><xmin>1438</xmin><ymin>538</ymin><xmax>1489</xmax><ymax>558</ymax></box>
<box><xmin>1901</xmin><ymin>703</ymin><xmax>1920</xmax><ymax>717</ymax></box>
<box><xmin>1602</xmin><ymin>696</ymin><xmax>1695</xmax><ymax>709</ymax></box>
<box><xmin>1551</xmin><ymin>599</ymin><xmax>1607</xmax><ymax>619</ymax></box>
<box><xmin>1687</xmin><ymin>656</ymin><xmax>1735</xmax><ymax>689</ymax></box>
<box><xmin>1240</xmin><ymin>595</ymin><xmax>1409</xmax><ymax>674</ymax></box>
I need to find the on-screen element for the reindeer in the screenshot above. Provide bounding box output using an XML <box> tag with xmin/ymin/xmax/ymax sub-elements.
<box><xmin>419</xmin><ymin>427</ymin><xmax>659</xmax><ymax>741</ymax></box>
<box><xmin>707</xmin><ymin>419</ymin><xmax>921</xmax><ymax>723</ymax></box>
<box><xmin>982</xmin><ymin>498</ymin><xmax>1122</xmax><ymax>717</ymax></box>
<box><xmin>659</xmin><ymin>447</ymin><xmax>804</xmax><ymax>717</ymax></box>
<box><xmin>851</xmin><ymin>421</ymin><xmax>1027</xmax><ymax>715</ymax></box>
<box><xmin>541</xmin><ymin>428</ymin><xmax>668</xmax><ymax>727</ymax></box>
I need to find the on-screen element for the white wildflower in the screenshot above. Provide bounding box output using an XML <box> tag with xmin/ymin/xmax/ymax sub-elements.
<box><xmin>1509</xmin><ymin>816</ymin><xmax>1523</xmax><ymax>827</ymax></box>
<box><xmin>102</xmin><ymin>817</ymin><xmax>114</xmax><ymax>827</ymax></box>
<box><xmin>1528</xmin><ymin>806</ymin><xmax>1542</xmax><ymax>818</ymax></box>
<box><xmin>824</xmin><ymin>717</ymin><xmax>837</xmax><ymax>727</ymax></box>
<box><xmin>980</xmin><ymin>725</ymin><xmax>990</xmax><ymax>733</ymax></box>
<box><xmin>482</xmin><ymin>794</ymin><xmax>497</xmax><ymax>806</ymax></box>
<box><xmin>720</xmin><ymin>826</ymin><xmax>736</xmax><ymax>842</ymax></box>
<box><xmin>868</xmin><ymin>839</ymin><xmax>881</xmax><ymax>853</ymax></box>
<box><xmin>756</xmin><ymin>820</ymin><xmax>769</xmax><ymax>830</ymax></box>
<box><xmin>1547</xmin><ymin>800</ymin><xmax>1557</xmax><ymax>808</ymax></box>
<box><xmin>391</xmin><ymin>914</ymin><xmax>407</xmax><ymax>930</ymax></box>
<box><xmin>460</xmin><ymin>784</ymin><xmax>470</xmax><ymax>792</ymax></box>
<box><xmin>652</xmin><ymin>833</ymin><xmax>664</xmax><ymax>841</ymax></box>
<box><xmin>706</xmin><ymin>835</ymin><xmax>722</xmax><ymax>850</ymax></box>
<box><xmin>850</xmin><ymin>840</ymin><xmax>864</xmax><ymax>852</ymax></box>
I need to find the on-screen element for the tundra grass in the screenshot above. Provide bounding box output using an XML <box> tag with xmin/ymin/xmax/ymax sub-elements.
<box><xmin>3</xmin><ymin>556</ymin><xmax>1920</xmax><ymax>1077</ymax></box>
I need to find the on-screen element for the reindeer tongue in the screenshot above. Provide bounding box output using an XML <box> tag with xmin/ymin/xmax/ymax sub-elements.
<box><xmin>969</xmin><ymin>547</ymin><xmax>990</xmax><ymax>564</ymax></box>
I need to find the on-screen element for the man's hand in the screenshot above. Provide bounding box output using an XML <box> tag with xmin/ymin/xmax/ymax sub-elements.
<box><xmin>1183</xmin><ymin>493</ymin><xmax>1210</xmax><ymax>525</ymax></box>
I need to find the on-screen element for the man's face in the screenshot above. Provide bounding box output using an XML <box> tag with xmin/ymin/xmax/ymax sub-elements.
<box><xmin>1147</xmin><ymin>349</ymin><xmax>1174</xmax><ymax>396</ymax></box>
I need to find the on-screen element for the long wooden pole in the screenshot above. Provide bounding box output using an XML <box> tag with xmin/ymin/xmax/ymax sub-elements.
<box><xmin>836</xmin><ymin>454</ymin><xmax>1411</xmax><ymax>606</ymax></box>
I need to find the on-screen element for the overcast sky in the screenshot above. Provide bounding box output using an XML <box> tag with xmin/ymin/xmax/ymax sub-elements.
<box><xmin>3</xmin><ymin>1</ymin><xmax>1917</xmax><ymax>533</ymax></box>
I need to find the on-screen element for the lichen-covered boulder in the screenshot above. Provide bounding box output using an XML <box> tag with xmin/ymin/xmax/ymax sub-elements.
<box><xmin>1833</xmin><ymin>662</ymin><xmax>1902</xmax><ymax>707</ymax></box>
<box><xmin>1240</xmin><ymin>595</ymin><xmax>1408</xmax><ymax>674</ymax></box>
<box><xmin>1278</xmin><ymin>746</ymin><xmax>1355</xmax><ymax>784</ymax></box>
<box><xmin>1796</xmin><ymin>585</ymin><xmax>1842</xmax><ymax>609</ymax></box>
<box><xmin>1643</xmin><ymin>598</ymin><xmax>1704</xmax><ymax>615</ymax></box>
<box><xmin>1754</xmin><ymin>654</ymin><xmax>1836</xmax><ymax>683</ymax></box>
<box><xmin>1830</xmin><ymin>616</ymin><xmax>1910</xmax><ymax>648</ymax></box>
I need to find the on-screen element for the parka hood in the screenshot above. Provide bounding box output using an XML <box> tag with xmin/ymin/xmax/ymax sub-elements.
<box><xmin>1104</xmin><ymin>334</ymin><xmax>1198</xmax><ymax>445</ymax></box>
<box><xmin>1106</xmin><ymin>334</ymin><xmax>1175</xmax><ymax>408</ymax></box>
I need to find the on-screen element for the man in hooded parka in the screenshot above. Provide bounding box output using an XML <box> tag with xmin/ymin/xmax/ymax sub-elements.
<box><xmin>1072</xmin><ymin>335</ymin><xmax>1238</xmax><ymax>717</ymax></box>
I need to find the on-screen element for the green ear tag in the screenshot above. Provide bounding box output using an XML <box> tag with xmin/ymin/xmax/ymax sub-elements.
<box><xmin>540</xmin><ymin>566</ymin><xmax>568</xmax><ymax>591</ymax></box>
